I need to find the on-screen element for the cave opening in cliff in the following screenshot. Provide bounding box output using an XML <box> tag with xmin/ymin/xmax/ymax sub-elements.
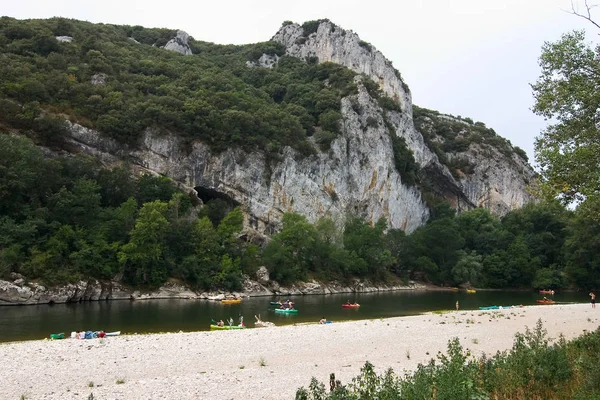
<box><xmin>195</xmin><ymin>186</ymin><xmax>241</xmax><ymax>226</ymax></box>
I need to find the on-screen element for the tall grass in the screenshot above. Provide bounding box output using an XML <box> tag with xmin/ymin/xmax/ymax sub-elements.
<box><xmin>296</xmin><ymin>320</ymin><xmax>600</xmax><ymax>399</ymax></box>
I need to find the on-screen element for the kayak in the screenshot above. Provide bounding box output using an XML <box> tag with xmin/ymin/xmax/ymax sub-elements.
<box><xmin>539</xmin><ymin>290</ymin><xmax>555</xmax><ymax>295</ymax></box>
<box><xmin>270</xmin><ymin>301</ymin><xmax>282</xmax><ymax>306</ymax></box>
<box><xmin>466</xmin><ymin>289</ymin><xmax>476</xmax><ymax>294</ymax></box>
<box><xmin>105</xmin><ymin>331</ymin><xmax>121</xmax><ymax>336</ymax></box>
<box><xmin>222</xmin><ymin>299</ymin><xmax>242</xmax><ymax>304</ymax></box>
<box><xmin>342</xmin><ymin>303</ymin><xmax>360</xmax><ymax>308</ymax></box>
<box><xmin>210</xmin><ymin>324</ymin><xmax>246</xmax><ymax>330</ymax></box>
<box><xmin>274</xmin><ymin>308</ymin><xmax>298</xmax><ymax>314</ymax></box>
<box><xmin>536</xmin><ymin>299</ymin><xmax>555</xmax><ymax>305</ymax></box>
<box><xmin>479</xmin><ymin>306</ymin><xmax>499</xmax><ymax>310</ymax></box>
<box><xmin>50</xmin><ymin>333</ymin><xmax>65</xmax><ymax>340</ymax></box>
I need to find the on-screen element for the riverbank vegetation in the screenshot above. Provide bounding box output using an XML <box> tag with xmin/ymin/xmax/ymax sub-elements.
<box><xmin>296</xmin><ymin>321</ymin><xmax>600</xmax><ymax>399</ymax></box>
<box><xmin>1</xmin><ymin>134</ymin><xmax>599</xmax><ymax>291</ymax></box>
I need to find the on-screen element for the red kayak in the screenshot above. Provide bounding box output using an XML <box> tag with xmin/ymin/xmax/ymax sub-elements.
<box><xmin>342</xmin><ymin>303</ymin><xmax>360</xmax><ymax>309</ymax></box>
<box><xmin>536</xmin><ymin>299</ymin><xmax>555</xmax><ymax>305</ymax></box>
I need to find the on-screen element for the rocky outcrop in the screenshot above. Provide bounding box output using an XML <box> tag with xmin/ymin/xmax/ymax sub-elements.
<box><xmin>162</xmin><ymin>30</ymin><xmax>192</xmax><ymax>55</ymax></box>
<box><xmin>55</xmin><ymin>36</ymin><xmax>72</xmax><ymax>43</ymax></box>
<box><xmin>91</xmin><ymin>73</ymin><xmax>107</xmax><ymax>86</ymax></box>
<box><xmin>272</xmin><ymin>20</ymin><xmax>534</xmax><ymax>216</ymax></box>
<box><xmin>273</xmin><ymin>21</ymin><xmax>412</xmax><ymax>119</ymax></box>
<box><xmin>0</xmin><ymin>279</ymin><xmax>132</xmax><ymax>305</ymax></box>
<box><xmin>458</xmin><ymin>145</ymin><xmax>536</xmax><ymax>215</ymax></box>
<box><xmin>0</xmin><ymin>274</ymin><xmax>425</xmax><ymax>306</ymax></box>
<box><xmin>246</xmin><ymin>53</ymin><xmax>279</xmax><ymax>68</ymax></box>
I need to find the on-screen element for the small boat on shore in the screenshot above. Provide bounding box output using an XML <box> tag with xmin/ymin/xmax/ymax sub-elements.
<box><xmin>222</xmin><ymin>298</ymin><xmax>242</xmax><ymax>304</ymax></box>
<box><xmin>342</xmin><ymin>303</ymin><xmax>360</xmax><ymax>309</ymax></box>
<box><xmin>274</xmin><ymin>308</ymin><xmax>298</xmax><ymax>314</ymax></box>
<box><xmin>466</xmin><ymin>289</ymin><xmax>476</xmax><ymax>294</ymax></box>
<box><xmin>210</xmin><ymin>324</ymin><xmax>246</xmax><ymax>330</ymax></box>
<box><xmin>479</xmin><ymin>306</ymin><xmax>499</xmax><ymax>310</ymax></box>
<box><xmin>105</xmin><ymin>331</ymin><xmax>121</xmax><ymax>336</ymax></box>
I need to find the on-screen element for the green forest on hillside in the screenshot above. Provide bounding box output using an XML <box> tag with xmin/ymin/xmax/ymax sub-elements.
<box><xmin>1</xmin><ymin>134</ymin><xmax>599</xmax><ymax>290</ymax></box>
<box><xmin>0</xmin><ymin>16</ymin><xmax>360</xmax><ymax>155</ymax></box>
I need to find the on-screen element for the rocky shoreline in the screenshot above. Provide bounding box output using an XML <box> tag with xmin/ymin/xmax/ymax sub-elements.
<box><xmin>0</xmin><ymin>267</ymin><xmax>426</xmax><ymax>306</ymax></box>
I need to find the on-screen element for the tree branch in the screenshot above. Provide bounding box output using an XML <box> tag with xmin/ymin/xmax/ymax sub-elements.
<box><xmin>566</xmin><ymin>0</ymin><xmax>600</xmax><ymax>31</ymax></box>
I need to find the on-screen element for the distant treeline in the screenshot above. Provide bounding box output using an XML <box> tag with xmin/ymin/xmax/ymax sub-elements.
<box><xmin>1</xmin><ymin>135</ymin><xmax>599</xmax><ymax>291</ymax></box>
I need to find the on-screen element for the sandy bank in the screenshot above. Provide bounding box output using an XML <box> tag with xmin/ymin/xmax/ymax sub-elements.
<box><xmin>1</xmin><ymin>304</ymin><xmax>598</xmax><ymax>400</ymax></box>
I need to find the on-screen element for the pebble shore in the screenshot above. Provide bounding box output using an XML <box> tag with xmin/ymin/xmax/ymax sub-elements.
<box><xmin>1</xmin><ymin>304</ymin><xmax>598</xmax><ymax>400</ymax></box>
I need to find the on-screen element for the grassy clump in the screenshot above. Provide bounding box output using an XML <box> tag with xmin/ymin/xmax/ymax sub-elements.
<box><xmin>296</xmin><ymin>320</ymin><xmax>600</xmax><ymax>399</ymax></box>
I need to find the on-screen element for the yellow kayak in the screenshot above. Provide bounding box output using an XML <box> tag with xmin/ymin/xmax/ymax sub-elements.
<box><xmin>466</xmin><ymin>289</ymin><xmax>476</xmax><ymax>294</ymax></box>
<box><xmin>221</xmin><ymin>299</ymin><xmax>242</xmax><ymax>304</ymax></box>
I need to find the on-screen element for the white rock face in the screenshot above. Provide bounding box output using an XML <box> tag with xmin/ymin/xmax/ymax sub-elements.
<box><xmin>55</xmin><ymin>36</ymin><xmax>73</xmax><ymax>43</ymax></box>
<box><xmin>458</xmin><ymin>145</ymin><xmax>537</xmax><ymax>215</ymax></box>
<box><xmin>163</xmin><ymin>30</ymin><xmax>192</xmax><ymax>55</ymax></box>
<box><xmin>246</xmin><ymin>53</ymin><xmax>279</xmax><ymax>68</ymax></box>
<box><xmin>273</xmin><ymin>21</ymin><xmax>412</xmax><ymax>120</ymax></box>
<box><xmin>272</xmin><ymin>20</ymin><xmax>535</xmax><ymax>216</ymax></box>
<box><xmin>64</xmin><ymin>82</ymin><xmax>429</xmax><ymax>234</ymax></box>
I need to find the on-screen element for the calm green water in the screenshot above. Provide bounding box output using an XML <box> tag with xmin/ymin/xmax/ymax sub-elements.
<box><xmin>0</xmin><ymin>290</ymin><xmax>590</xmax><ymax>343</ymax></box>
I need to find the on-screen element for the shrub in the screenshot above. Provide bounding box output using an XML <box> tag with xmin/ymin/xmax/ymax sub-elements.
<box><xmin>296</xmin><ymin>322</ymin><xmax>599</xmax><ymax>399</ymax></box>
<box><xmin>358</xmin><ymin>40</ymin><xmax>373</xmax><ymax>52</ymax></box>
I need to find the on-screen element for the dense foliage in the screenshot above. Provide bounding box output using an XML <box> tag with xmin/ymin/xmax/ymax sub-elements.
<box><xmin>261</xmin><ymin>191</ymin><xmax>600</xmax><ymax>290</ymax></box>
<box><xmin>532</xmin><ymin>30</ymin><xmax>600</xmax><ymax>212</ymax></box>
<box><xmin>0</xmin><ymin>16</ymin><xmax>358</xmax><ymax>156</ymax></box>
<box><xmin>0</xmin><ymin>134</ymin><xmax>253</xmax><ymax>290</ymax></box>
<box><xmin>296</xmin><ymin>321</ymin><xmax>600</xmax><ymax>399</ymax></box>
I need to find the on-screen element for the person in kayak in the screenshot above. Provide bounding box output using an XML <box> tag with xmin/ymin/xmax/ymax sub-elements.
<box><xmin>319</xmin><ymin>317</ymin><xmax>327</xmax><ymax>324</ymax></box>
<box><xmin>217</xmin><ymin>320</ymin><xmax>224</xmax><ymax>327</ymax></box>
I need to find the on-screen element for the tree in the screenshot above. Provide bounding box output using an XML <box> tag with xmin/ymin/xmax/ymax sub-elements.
<box><xmin>262</xmin><ymin>213</ymin><xmax>318</xmax><ymax>283</ymax></box>
<box><xmin>119</xmin><ymin>200</ymin><xmax>170</xmax><ymax>287</ymax></box>
<box><xmin>532</xmin><ymin>29</ymin><xmax>600</xmax><ymax>210</ymax></box>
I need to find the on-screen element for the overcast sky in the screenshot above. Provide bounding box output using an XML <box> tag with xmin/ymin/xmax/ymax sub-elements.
<box><xmin>3</xmin><ymin>0</ymin><xmax>595</xmax><ymax>165</ymax></box>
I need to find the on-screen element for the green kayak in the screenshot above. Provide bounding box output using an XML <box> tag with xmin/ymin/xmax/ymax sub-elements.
<box><xmin>50</xmin><ymin>333</ymin><xmax>65</xmax><ymax>339</ymax></box>
<box><xmin>274</xmin><ymin>308</ymin><xmax>298</xmax><ymax>314</ymax></box>
<box><xmin>210</xmin><ymin>324</ymin><xmax>246</xmax><ymax>330</ymax></box>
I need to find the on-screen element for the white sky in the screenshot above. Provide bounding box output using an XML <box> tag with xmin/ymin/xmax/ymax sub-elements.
<box><xmin>2</xmin><ymin>0</ymin><xmax>595</xmax><ymax>164</ymax></box>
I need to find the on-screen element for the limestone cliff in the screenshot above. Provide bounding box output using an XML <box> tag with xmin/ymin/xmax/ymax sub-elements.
<box><xmin>49</xmin><ymin>19</ymin><xmax>535</xmax><ymax>235</ymax></box>
<box><xmin>271</xmin><ymin>20</ymin><xmax>536</xmax><ymax>216</ymax></box>
<box><xmin>64</xmin><ymin>78</ymin><xmax>431</xmax><ymax>234</ymax></box>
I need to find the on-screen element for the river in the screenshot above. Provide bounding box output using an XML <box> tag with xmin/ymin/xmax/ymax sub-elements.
<box><xmin>0</xmin><ymin>290</ymin><xmax>590</xmax><ymax>342</ymax></box>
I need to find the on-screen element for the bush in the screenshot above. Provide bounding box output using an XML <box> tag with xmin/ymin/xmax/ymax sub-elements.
<box><xmin>296</xmin><ymin>321</ymin><xmax>599</xmax><ymax>399</ymax></box>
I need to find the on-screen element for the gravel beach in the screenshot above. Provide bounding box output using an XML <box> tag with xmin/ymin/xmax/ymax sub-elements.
<box><xmin>1</xmin><ymin>303</ymin><xmax>598</xmax><ymax>400</ymax></box>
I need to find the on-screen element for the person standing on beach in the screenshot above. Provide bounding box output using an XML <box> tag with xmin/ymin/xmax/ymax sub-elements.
<box><xmin>590</xmin><ymin>292</ymin><xmax>596</xmax><ymax>309</ymax></box>
<box><xmin>455</xmin><ymin>301</ymin><xmax>459</xmax><ymax>311</ymax></box>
